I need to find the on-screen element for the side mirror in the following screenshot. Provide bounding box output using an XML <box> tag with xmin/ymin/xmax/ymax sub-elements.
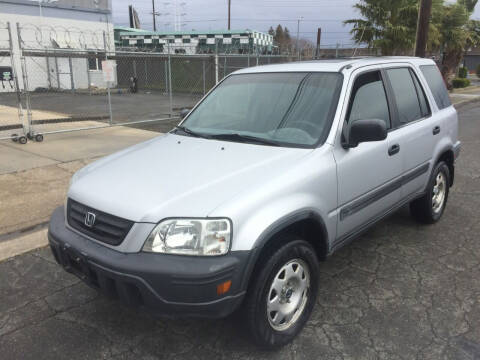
<box><xmin>180</xmin><ymin>108</ymin><xmax>190</xmax><ymax>119</ymax></box>
<box><xmin>343</xmin><ymin>119</ymin><xmax>387</xmax><ymax>149</ymax></box>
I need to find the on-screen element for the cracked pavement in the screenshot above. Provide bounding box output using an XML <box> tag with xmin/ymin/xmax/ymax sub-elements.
<box><xmin>1</xmin><ymin>103</ymin><xmax>480</xmax><ymax>359</ymax></box>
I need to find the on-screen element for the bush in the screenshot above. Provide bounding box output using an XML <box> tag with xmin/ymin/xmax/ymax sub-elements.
<box><xmin>452</xmin><ymin>78</ymin><xmax>471</xmax><ymax>88</ymax></box>
<box><xmin>477</xmin><ymin>64</ymin><xmax>480</xmax><ymax>78</ymax></box>
<box><xmin>458</xmin><ymin>66</ymin><xmax>468</xmax><ymax>79</ymax></box>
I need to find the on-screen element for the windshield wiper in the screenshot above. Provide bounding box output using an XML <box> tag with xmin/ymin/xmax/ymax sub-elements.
<box><xmin>207</xmin><ymin>133</ymin><xmax>281</xmax><ymax>146</ymax></box>
<box><xmin>174</xmin><ymin>126</ymin><xmax>209</xmax><ymax>138</ymax></box>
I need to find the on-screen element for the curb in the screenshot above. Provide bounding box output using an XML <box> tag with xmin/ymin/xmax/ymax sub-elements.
<box><xmin>0</xmin><ymin>228</ymin><xmax>48</xmax><ymax>263</ymax></box>
<box><xmin>453</xmin><ymin>96</ymin><xmax>480</xmax><ymax>109</ymax></box>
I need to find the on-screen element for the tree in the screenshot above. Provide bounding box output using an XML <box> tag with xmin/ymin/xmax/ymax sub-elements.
<box><xmin>284</xmin><ymin>27</ymin><xmax>291</xmax><ymax>42</ymax></box>
<box><xmin>269</xmin><ymin>25</ymin><xmax>294</xmax><ymax>53</ymax></box>
<box><xmin>268</xmin><ymin>26</ymin><xmax>275</xmax><ymax>37</ymax></box>
<box><xmin>344</xmin><ymin>0</ymin><xmax>421</xmax><ymax>55</ymax></box>
<box><xmin>275</xmin><ymin>25</ymin><xmax>285</xmax><ymax>45</ymax></box>
<box><xmin>438</xmin><ymin>0</ymin><xmax>480</xmax><ymax>82</ymax></box>
<box><xmin>345</xmin><ymin>0</ymin><xmax>480</xmax><ymax>84</ymax></box>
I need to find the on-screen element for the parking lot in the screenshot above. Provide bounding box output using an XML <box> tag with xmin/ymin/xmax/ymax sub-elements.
<box><xmin>0</xmin><ymin>102</ymin><xmax>479</xmax><ymax>360</ymax></box>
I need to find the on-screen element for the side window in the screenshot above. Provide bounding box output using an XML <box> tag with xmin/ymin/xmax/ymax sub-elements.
<box><xmin>410</xmin><ymin>69</ymin><xmax>431</xmax><ymax>118</ymax></box>
<box><xmin>420</xmin><ymin>65</ymin><xmax>452</xmax><ymax>110</ymax></box>
<box><xmin>386</xmin><ymin>68</ymin><xmax>423</xmax><ymax>125</ymax></box>
<box><xmin>347</xmin><ymin>71</ymin><xmax>391</xmax><ymax>128</ymax></box>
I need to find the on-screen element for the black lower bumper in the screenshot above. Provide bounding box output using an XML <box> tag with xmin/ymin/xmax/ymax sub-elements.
<box><xmin>48</xmin><ymin>207</ymin><xmax>253</xmax><ymax>318</ymax></box>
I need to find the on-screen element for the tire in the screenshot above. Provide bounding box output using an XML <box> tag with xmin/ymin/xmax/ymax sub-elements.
<box><xmin>18</xmin><ymin>136</ymin><xmax>28</xmax><ymax>145</ymax></box>
<box><xmin>35</xmin><ymin>134</ymin><xmax>44</xmax><ymax>142</ymax></box>
<box><xmin>244</xmin><ymin>237</ymin><xmax>320</xmax><ymax>349</ymax></box>
<box><xmin>410</xmin><ymin>161</ymin><xmax>450</xmax><ymax>224</ymax></box>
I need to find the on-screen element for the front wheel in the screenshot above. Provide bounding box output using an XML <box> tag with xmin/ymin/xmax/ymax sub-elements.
<box><xmin>244</xmin><ymin>238</ymin><xmax>320</xmax><ymax>349</ymax></box>
<box><xmin>410</xmin><ymin>161</ymin><xmax>450</xmax><ymax>224</ymax></box>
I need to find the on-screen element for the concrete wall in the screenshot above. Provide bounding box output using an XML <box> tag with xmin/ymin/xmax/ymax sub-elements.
<box><xmin>0</xmin><ymin>1</ymin><xmax>114</xmax><ymax>93</ymax></box>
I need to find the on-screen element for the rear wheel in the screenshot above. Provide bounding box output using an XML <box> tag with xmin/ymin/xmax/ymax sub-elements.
<box><xmin>410</xmin><ymin>161</ymin><xmax>450</xmax><ymax>224</ymax></box>
<box><xmin>244</xmin><ymin>238</ymin><xmax>319</xmax><ymax>349</ymax></box>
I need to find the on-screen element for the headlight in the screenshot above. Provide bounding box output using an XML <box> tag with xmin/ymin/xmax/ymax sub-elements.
<box><xmin>143</xmin><ymin>218</ymin><xmax>231</xmax><ymax>256</ymax></box>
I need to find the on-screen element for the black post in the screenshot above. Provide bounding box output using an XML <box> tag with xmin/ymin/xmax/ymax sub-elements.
<box><xmin>315</xmin><ymin>28</ymin><xmax>322</xmax><ymax>59</ymax></box>
<box><xmin>129</xmin><ymin>5</ymin><xmax>134</xmax><ymax>28</ymax></box>
<box><xmin>415</xmin><ymin>0</ymin><xmax>432</xmax><ymax>57</ymax></box>
<box><xmin>228</xmin><ymin>0</ymin><xmax>231</xmax><ymax>30</ymax></box>
<box><xmin>152</xmin><ymin>0</ymin><xmax>157</xmax><ymax>31</ymax></box>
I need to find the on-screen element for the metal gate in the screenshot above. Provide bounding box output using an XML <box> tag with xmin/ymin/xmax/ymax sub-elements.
<box><xmin>0</xmin><ymin>22</ymin><xmax>27</xmax><ymax>143</ymax></box>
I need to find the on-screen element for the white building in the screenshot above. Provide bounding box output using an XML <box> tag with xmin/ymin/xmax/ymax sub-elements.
<box><xmin>116</xmin><ymin>28</ymin><xmax>274</xmax><ymax>55</ymax></box>
<box><xmin>0</xmin><ymin>0</ymin><xmax>115</xmax><ymax>92</ymax></box>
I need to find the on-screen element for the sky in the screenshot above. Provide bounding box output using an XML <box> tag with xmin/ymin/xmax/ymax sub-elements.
<box><xmin>112</xmin><ymin>0</ymin><xmax>480</xmax><ymax>47</ymax></box>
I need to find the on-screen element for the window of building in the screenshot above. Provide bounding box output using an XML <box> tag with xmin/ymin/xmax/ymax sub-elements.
<box><xmin>88</xmin><ymin>52</ymin><xmax>104</xmax><ymax>71</ymax></box>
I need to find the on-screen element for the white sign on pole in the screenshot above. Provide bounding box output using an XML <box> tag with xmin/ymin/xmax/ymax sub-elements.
<box><xmin>102</xmin><ymin>60</ymin><xmax>117</xmax><ymax>83</ymax></box>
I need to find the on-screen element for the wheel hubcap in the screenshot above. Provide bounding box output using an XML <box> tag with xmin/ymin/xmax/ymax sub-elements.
<box><xmin>432</xmin><ymin>172</ymin><xmax>446</xmax><ymax>214</ymax></box>
<box><xmin>266</xmin><ymin>259</ymin><xmax>310</xmax><ymax>331</ymax></box>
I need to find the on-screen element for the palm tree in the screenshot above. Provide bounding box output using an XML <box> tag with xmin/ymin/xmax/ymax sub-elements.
<box><xmin>438</xmin><ymin>0</ymin><xmax>480</xmax><ymax>82</ymax></box>
<box><xmin>344</xmin><ymin>0</ymin><xmax>421</xmax><ymax>55</ymax></box>
<box><xmin>345</xmin><ymin>0</ymin><xmax>480</xmax><ymax>84</ymax></box>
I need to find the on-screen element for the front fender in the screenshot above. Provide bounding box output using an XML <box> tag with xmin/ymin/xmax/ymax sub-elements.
<box><xmin>209</xmin><ymin>147</ymin><xmax>338</xmax><ymax>253</ymax></box>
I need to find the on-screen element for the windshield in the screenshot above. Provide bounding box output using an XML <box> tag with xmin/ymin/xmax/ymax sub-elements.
<box><xmin>179</xmin><ymin>72</ymin><xmax>343</xmax><ymax>147</ymax></box>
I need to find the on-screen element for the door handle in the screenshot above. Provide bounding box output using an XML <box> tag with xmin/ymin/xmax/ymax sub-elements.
<box><xmin>433</xmin><ymin>126</ymin><xmax>441</xmax><ymax>135</ymax></box>
<box><xmin>388</xmin><ymin>144</ymin><xmax>400</xmax><ymax>156</ymax></box>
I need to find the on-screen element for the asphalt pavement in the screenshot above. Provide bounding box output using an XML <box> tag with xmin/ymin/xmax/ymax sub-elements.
<box><xmin>1</xmin><ymin>102</ymin><xmax>480</xmax><ymax>359</ymax></box>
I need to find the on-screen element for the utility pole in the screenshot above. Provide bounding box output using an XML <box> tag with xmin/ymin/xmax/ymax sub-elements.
<box><xmin>228</xmin><ymin>0</ymin><xmax>231</xmax><ymax>30</ymax></box>
<box><xmin>296</xmin><ymin>17</ymin><xmax>303</xmax><ymax>60</ymax></box>
<box><xmin>152</xmin><ymin>0</ymin><xmax>157</xmax><ymax>31</ymax></box>
<box><xmin>315</xmin><ymin>28</ymin><xmax>322</xmax><ymax>59</ymax></box>
<box><xmin>414</xmin><ymin>0</ymin><xmax>433</xmax><ymax>57</ymax></box>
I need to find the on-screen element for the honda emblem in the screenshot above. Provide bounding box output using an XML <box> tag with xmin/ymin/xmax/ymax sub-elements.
<box><xmin>84</xmin><ymin>212</ymin><xmax>96</xmax><ymax>228</ymax></box>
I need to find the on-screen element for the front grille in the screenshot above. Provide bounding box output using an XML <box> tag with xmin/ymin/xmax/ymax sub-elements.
<box><xmin>67</xmin><ymin>199</ymin><xmax>134</xmax><ymax>246</ymax></box>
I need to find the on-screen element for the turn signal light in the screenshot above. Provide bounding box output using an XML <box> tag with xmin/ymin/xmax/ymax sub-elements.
<box><xmin>217</xmin><ymin>280</ymin><xmax>232</xmax><ymax>295</ymax></box>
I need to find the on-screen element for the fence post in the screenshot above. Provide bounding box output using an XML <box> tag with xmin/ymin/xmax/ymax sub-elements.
<box><xmin>16</xmin><ymin>22</ymin><xmax>33</xmax><ymax>136</ymax></box>
<box><xmin>336</xmin><ymin>43</ymin><xmax>339</xmax><ymax>58</ymax></box>
<box><xmin>45</xmin><ymin>51</ymin><xmax>51</xmax><ymax>89</ymax></box>
<box><xmin>144</xmin><ymin>58</ymin><xmax>148</xmax><ymax>88</ymax></box>
<box><xmin>68</xmin><ymin>56</ymin><xmax>75</xmax><ymax>93</ymax></box>
<box><xmin>86</xmin><ymin>55</ymin><xmax>91</xmax><ymax>94</ymax></box>
<box><xmin>54</xmin><ymin>52</ymin><xmax>60</xmax><ymax>89</ymax></box>
<box><xmin>103</xmin><ymin>31</ymin><xmax>113</xmax><ymax>126</ymax></box>
<box><xmin>202</xmin><ymin>58</ymin><xmax>206</xmax><ymax>95</ymax></box>
<box><xmin>164</xmin><ymin>58</ymin><xmax>168</xmax><ymax>94</ymax></box>
<box><xmin>214</xmin><ymin>53</ymin><xmax>219</xmax><ymax>84</ymax></box>
<box><xmin>223</xmin><ymin>55</ymin><xmax>227</xmax><ymax>78</ymax></box>
<box><xmin>168</xmin><ymin>53</ymin><xmax>173</xmax><ymax>117</ymax></box>
<box><xmin>8</xmin><ymin>22</ymin><xmax>25</xmax><ymax>136</ymax></box>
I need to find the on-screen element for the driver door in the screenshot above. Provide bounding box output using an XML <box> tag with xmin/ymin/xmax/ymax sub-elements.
<box><xmin>333</xmin><ymin>68</ymin><xmax>404</xmax><ymax>245</ymax></box>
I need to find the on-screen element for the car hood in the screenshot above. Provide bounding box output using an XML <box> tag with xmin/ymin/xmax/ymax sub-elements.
<box><xmin>68</xmin><ymin>133</ymin><xmax>313</xmax><ymax>223</ymax></box>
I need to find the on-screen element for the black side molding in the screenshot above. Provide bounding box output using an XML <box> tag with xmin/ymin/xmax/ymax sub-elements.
<box><xmin>340</xmin><ymin>163</ymin><xmax>430</xmax><ymax>221</ymax></box>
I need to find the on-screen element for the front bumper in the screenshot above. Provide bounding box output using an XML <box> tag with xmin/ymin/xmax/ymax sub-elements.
<box><xmin>48</xmin><ymin>207</ymin><xmax>253</xmax><ymax>318</ymax></box>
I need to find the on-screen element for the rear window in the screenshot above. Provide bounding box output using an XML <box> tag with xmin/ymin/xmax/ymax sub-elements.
<box><xmin>420</xmin><ymin>65</ymin><xmax>451</xmax><ymax>110</ymax></box>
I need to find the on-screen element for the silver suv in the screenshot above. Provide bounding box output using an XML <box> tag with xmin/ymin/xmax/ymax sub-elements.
<box><xmin>48</xmin><ymin>57</ymin><xmax>460</xmax><ymax>348</ymax></box>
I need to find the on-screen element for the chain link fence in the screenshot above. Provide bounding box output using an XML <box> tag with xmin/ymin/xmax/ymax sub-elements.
<box><xmin>6</xmin><ymin>23</ymin><xmax>381</xmax><ymax>143</ymax></box>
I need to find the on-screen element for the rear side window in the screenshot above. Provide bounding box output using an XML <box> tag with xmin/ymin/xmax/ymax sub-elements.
<box><xmin>347</xmin><ymin>71</ymin><xmax>391</xmax><ymax>128</ymax></box>
<box><xmin>420</xmin><ymin>65</ymin><xmax>451</xmax><ymax>110</ymax></box>
<box><xmin>411</xmin><ymin>70</ymin><xmax>430</xmax><ymax>117</ymax></box>
<box><xmin>386</xmin><ymin>68</ymin><xmax>424</xmax><ymax>125</ymax></box>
